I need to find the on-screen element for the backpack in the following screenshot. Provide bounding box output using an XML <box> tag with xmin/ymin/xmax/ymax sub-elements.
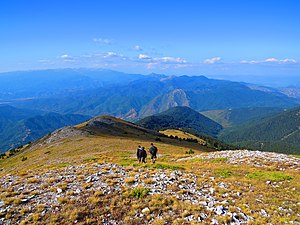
<box><xmin>150</xmin><ymin>146</ymin><xmax>157</xmax><ymax>155</ymax></box>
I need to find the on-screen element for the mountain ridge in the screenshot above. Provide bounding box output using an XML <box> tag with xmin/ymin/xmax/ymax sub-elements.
<box><xmin>5</xmin><ymin>69</ymin><xmax>298</xmax><ymax>120</ymax></box>
<box><xmin>136</xmin><ymin>106</ymin><xmax>223</xmax><ymax>138</ymax></box>
<box><xmin>219</xmin><ymin>106</ymin><xmax>300</xmax><ymax>154</ymax></box>
<box><xmin>0</xmin><ymin>114</ymin><xmax>299</xmax><ymax>225</ymax></box>
<box><xmin>0</xmin><ymin>105</ymin><xmax>91</xmax><ymax>153</ymax></box>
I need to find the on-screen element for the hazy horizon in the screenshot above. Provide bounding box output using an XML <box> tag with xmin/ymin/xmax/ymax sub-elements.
<box><xmin>0</xmin><ymin>67</ymin><xmax>299</xmax><ymax>87</ymax></box>
<box><xmin>1</xmin><ymin>0</ymin><xmax>299</xmax><ymax>80</ymax></box>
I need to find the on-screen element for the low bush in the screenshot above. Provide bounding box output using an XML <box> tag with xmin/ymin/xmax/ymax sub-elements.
<box><xmin>131</xmin><ymin>187</ymin><xmax>149</xmax><ymax>199</ymax></box>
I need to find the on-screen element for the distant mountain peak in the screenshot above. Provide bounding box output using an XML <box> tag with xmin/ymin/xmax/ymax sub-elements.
<box><xmin>137</xmin><ymin>106</ymin><xmax>223</xmax><ymax>137</ymax></box>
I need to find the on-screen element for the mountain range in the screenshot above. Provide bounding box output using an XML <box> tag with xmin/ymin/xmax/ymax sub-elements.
<box><xmin>1</xmin><ymin>69</ymin><xmax>299</xmax><ymax>121</ymax></box>
<box><xmin>0</xmin><ymin>111</ymin><xmax>299</xmax><ymax>225</ymax></box>
<box><xmin>0</xmin><ymin>105</ymin><xmax>90</xmax><ymax>153</ymax></box>
<box><xmin>219</xmin><ymin>106</ymin><xmax>300</xmax><ymax>154</ymax></box>
<box><xmin>1</xmin><ymin>69</ymin><xmax>300</xmax><ymax>154</ymax></box>
<box><xmin>137</xmin><ymin>106</ymin><xmax>223</xmax><ymax>138</ymax></box>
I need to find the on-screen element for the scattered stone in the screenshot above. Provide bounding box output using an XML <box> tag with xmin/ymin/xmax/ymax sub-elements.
<box><xmin>21</xmin><ymin>198</ymin><xmax>28</xmax><ymax>203</ymax></box>
<box><xmin>218</xmin><ymin>182</ymin><xmax>228</xmax><ymax>189</ymax></box>
<box><xmin>199</xmin><ymin>201</ymin><xmax>207</xmax><ymax>206</ymax></box>
<box><xmin>141</xmin><ymin>207</ymin><xmax>150</xmax><ymax>214</ymax></box>
<box><xmin>177</xmin><ymin>150</ymin><xmax>300</xmax><ymax>170</ymax></box>
<box><xmin>211</xmin><ymin>218</ymin><xmax>219</xmax><ymax>224</ymax></box>
<box><xmin>260</xmin><ymin>209</ymin><xmax>270</xmax><ymax>217</ymax></box>
<box><xmin>0</xmin><ymin>161</ymin><xmax>297</xmax><ymax>225</ymax></box>
<box><xmin>215</xmin><ymin>205</ymin><xmax>226</xmax><ymax>215</ymax></box>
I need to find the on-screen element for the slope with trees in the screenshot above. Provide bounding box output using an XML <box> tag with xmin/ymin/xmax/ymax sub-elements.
<box><xmin>136</xmin><ymin>106</ymin><xmax>223</xmax><ymax>138</ymax></box>
<box><xmin>219</xmin><ymin>106</ymin><xmax>300</xmax><ymax>154</ymax></box>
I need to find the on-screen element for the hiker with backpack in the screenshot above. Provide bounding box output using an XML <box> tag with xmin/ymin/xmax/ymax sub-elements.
<box><xmin>141</xmin><ymin>147</ymin><xmax>147</xmax><ymax>163</ymax></box>
<box><xmin>136</xmin><ymin>145</ymin><xmax>143</xmax><ymax>163</ymax></box>
<box><xmin>137</xmin><ymin>145</ymin><xmax>147</xmax><ymax>163</ymax></box>
<box><xmin>149</xmin><ymin>143</ymin><xmax>158</xmax><ymax>163</ymax></box>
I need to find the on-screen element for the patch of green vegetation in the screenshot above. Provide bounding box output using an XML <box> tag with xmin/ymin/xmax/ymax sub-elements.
<box><xmin>216</xmin><ymin>169</ymin><xmax>233</xmax><ymax>178</ymax></box>
<box><xmin>247</xmin><ymin>171</ymin><xmax>293</xmax><ymax>181</ymax></box>
<box><xmin>189</xmin><ymin>157</ymin><xmax>205</xmax><ymax>163</ymax></box>
<box><xmin>54</xmin><ymin>163</ymin><xmax>72</xmax><ymax>169</ymax></box>
<box><xmin>119</xmin><ymin>158</ymin><xmax>136</xmax><ymax>166</ymax></box>
<box><xmin>118</xmin><ymin>152</ymin><xmax>131</xmax><ymax>157</ymax></box>
<box><xmin>83</xmin><ymin>157</ymin><xmax>99</xmax><ymax>162</ymax></box>
<box><xmin>131</xmin><ymin>187</ymin><xmax>150</xmax><ymax>199</ymax></box>
<box><xmin>211</xmin><ymin>157</ymin><xmax>228</xmax><ymax>163</ymax></box>
<box><xmin>144</xmin><ymin>163</ymin><xmax>183</xmax><ymax>170</ymax></box>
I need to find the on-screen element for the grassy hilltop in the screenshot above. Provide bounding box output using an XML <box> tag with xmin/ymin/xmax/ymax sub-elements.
<box><xmin>0</xmin><ymin>116</ymin><xmax>299</xmax><ymax>225</ymax></box>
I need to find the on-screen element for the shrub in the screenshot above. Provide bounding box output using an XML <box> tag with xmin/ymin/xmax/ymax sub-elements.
<box><xmin>216</xmin><ymin>169</ymin><xmax>233</xmax><ymax>178</ymax></box>
<box><xmin>185</xmin><ymin>149</ymin><xmax>194</xmax><ymax>154</ymax></box>
<box><xmin>144</xmin><ymin>163</ymin><xmax>183</xmax><ymax>170</ymax></box>
<box><xmin>247</xmin><ymin>171</ymin><xmax>293</xmax><ymax>181</ymax></box>
<box><xmin>131</xmin><ymin>187</ymin><xmax>149</xmax><ymax>198</ymax></box>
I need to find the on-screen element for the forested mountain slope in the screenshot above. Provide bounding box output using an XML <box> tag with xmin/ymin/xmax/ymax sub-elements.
<box><xmin>219</xmin><ymin>106</ymin><xmax>300</xmax><ymax>154</ymax></box>
<box><xmin>136</xmin><ymin>106</ymin><xmax>223</xmax><ymax>138</ymax></box>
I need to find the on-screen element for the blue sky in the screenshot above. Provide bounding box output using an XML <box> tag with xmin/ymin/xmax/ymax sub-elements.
<box><xmin>1</xmin><ymin>0</ymin><xmax>299</xmax><ymax>79</ymax></box>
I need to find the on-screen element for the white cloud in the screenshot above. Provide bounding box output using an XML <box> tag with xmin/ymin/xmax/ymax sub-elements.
<box><xmin>146</xmin><ymin>62</ymin><xmax>159</xmax><ymax>69</ymax></box>
<box><xmin>59</xmin><ymin>54</ymin><xmax>76</xmax><ymax>62</ymax></box>
<box><xmin>265</xmin><ymin>58</ymin><xmax>278</xmax><ymax>62</ymax></box>
<box><xmin>240</xmin><ymin>58</ymin><xmax>299</xmax><ymax>64</ymax></box>
<box><xmin>103</xmin><ymin>52</ymin><xmax>120</xmax><ymax>58</ymax></box>
<box><xmin>93</xmin><ymin>38</ymin><xmax>112</xmax><ymax>45</ymax></box>
<box><xmin>278</xmin><ymin>58</ymin><xmax>297</xmax><ymax>63</ymax></box>
<box><xmin>138</xmin><ymin>55</ymin><xmax>187</xmax><ymax>65</ymax></box>
<box><xmin>138</xmin><ymin>54</ymin><xmax>152</xmax><ymax>60</ymax></box>
<box><xmin>240</xmin><ymin>60</ymin><xmax>257</xmax><ymax>64</ymax></box>
<box><xmin>60</xmin><ymin>54</ymin><xmax>72</xmax><ymax>59</ymax></box>
<box><xmin>158</xmin><ymin>57</ymin><xmax>187</xmax><ymax>63</ymax></box>
<box><xmin>133</xmin><ymin>45</ymin><xmax>143</xmax><ymax>51</ymax></box>
<box><xmin>203</xmin><ymin>57</ymin><xmax>221</xmax><ymax>64</ymax></box>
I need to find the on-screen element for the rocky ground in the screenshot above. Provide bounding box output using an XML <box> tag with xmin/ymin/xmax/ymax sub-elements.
<box><xmin>0</xmin><ymin>150</ymin><xmax>299</xmax><ymax>224</ymax></box>
<box><xmin>178</xmin><ymin>150</ymin><xmax>300</xmax><ymax>170</ymax></box>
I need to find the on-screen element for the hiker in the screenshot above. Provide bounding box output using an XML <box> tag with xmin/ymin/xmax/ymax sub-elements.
<box><xmin>149</xmin><ymin>143</ymin><xmax>158</xmax><ymax>163</ymax></box>
<box><xmin>136</xmin><ymin>145</ymin><xmax>142</xmax><ymax>163</ymax></box>
<box><xmin>141</xmin><ymin>147</ymin><xmax>147</xmax><ymax>163</ymax></box>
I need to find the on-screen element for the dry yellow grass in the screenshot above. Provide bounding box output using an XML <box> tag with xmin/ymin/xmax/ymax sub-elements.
<box><xmin>0</xmin><ymin>126</ymin><xmax>299</xmax><ymax>224</ymax></box>
<box><xmin>160</xmin><ymin>129</ymin><xmax>206</xmax><ymax>145</ymax></box>
<box><xmin>0</xmin><ymin>132</ymin><xmax>208</xmax><ymax>175</ymax></box>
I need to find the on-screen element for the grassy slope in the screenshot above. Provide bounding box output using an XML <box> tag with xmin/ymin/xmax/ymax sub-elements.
<box><xmin>160</xmin><ymin>129</ymin><xmax>207</xmax><ymax>145</ymax></box>
<box><xmin>136</xmin><ymin>106</ymin><xmax>223</xmax><ymax>138</ymax></box>
<box><xmin>219</xmin><ymin>107</ymin><xmax>300</xmax><ymax>154</ymax></box>
<box><xmin>0</xmin><ymin>126</ymin><xmax>299</xmax><ymax>224</ymax></box>
<box><xmin>0</xmin><ymin>132</ymin><xmax>211</xmax><ymax>174</ymax></box>
<box><xmin>200</xmin><ymin>107</ymin><xmax>285</xmax><ymax>128</ymax></box>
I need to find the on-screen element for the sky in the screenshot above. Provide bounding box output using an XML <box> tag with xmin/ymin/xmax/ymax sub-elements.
<box><xmin>0</xmin><ymin>0</ymin><xmax>300</xmax><ymax>81</ymax></box>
